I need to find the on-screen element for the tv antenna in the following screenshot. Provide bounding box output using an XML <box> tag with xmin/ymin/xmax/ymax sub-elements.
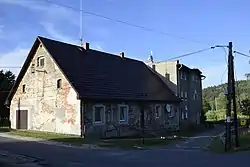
<box><xmin>79</xmin><ymin>0</ymin><xmax>83</xmax><ymax>45</ymax></box>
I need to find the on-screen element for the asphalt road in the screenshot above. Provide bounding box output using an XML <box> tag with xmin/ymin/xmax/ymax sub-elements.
<box><xmin>0</xmin><ymin>136</ymin><xmax>249</xmax><ymax>167</ymax></box>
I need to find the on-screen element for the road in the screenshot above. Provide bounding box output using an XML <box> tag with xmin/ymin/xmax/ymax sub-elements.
<box><xmin>0</xmin><ymin>135</ymin><xmax>249</xmax><ymax>167</ymax></box>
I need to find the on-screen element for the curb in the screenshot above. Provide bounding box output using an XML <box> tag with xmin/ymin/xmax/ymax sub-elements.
<box><xmin>0</xmin><ymin>133</ymin><xmax>106</xmax><ymax>150</ymax></box>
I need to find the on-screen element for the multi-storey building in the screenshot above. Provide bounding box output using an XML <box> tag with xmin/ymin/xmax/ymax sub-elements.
<box><xmin>146</xmin><ymin>57</ymin><xmax>205</xmax><ymax>125</ymax></box>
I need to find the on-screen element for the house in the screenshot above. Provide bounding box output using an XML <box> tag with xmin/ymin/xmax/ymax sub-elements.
<box><xmin>5</xmin><ymin>36</ymin><xmax>181</xmax><ymax>138</ymax></box>
<box><xmin>146</xmin><ymin>57</ymin><xmax>205</xmax><ymax>125</ymax></box>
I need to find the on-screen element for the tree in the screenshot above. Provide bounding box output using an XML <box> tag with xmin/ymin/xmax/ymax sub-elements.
<box><xmin>203</xmin><ymin>100</ymin><xmax>211</xmax><ymax>113</ymax></box>
<box><xmin>241</xmin><ymin>99</ymin><xmax>250</xmax><ymax>116</ymax></box>
<box><xmin>0</xmin><ymin>70</ymin><xmax>15</xmax><ymax>90</ymax></box>
<box><xmin>0</xmin><ymin>70</ymin><xmax>15</xmax><ymax>118</ymax></box>
<box><xmin>245</xmin><ymin>73</ymin><xmax>250</xmax><ymax>80</ymax></box>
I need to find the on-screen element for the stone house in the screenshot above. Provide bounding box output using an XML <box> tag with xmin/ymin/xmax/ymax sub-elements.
<box><xmin>5</xmin><ymin>36</ymin><xmax>181</xmax><ymax>138</ymax></box>
<box><xmin>146</xmin><ymin>58</ymin><xmax>205</xmax><ymax>125</ymax></box>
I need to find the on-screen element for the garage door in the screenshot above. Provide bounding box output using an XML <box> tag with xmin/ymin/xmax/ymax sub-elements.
<box><xmin>16</xmin><ymin>110</ymin><xmax>28</xmax><ymax>129</ymax></box>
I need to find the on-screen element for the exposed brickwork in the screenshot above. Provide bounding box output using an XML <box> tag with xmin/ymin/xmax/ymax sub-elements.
<box><xmin>10</xmin><ymin>43</ymin><xmax>81</xmax><ymax>135</ymax></box>
<box><xmin>84</xmin><ymin>102</ymin><xmax>179</xmax><ymax>138</ymax></box>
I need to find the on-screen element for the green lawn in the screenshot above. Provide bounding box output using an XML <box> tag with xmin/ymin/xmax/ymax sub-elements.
<box><xmin>99</xmin><ymin>137</ymin><xmax>180</xmax><ymax>149</ymax></box>
<box><xmin>0</xmin><ymin>127</ymin><xmax>180</xmax><ymax>149</ymax></box>
<box><xmin>208</xmin><ymin>131</ymin><xmax>250</xmax><ymax>153</ymax></box>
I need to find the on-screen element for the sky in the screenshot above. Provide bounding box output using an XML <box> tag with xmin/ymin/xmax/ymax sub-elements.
<box><xmin>0</xmin><ymin>0</ymin><xmax>250</xmax><ymax>88</ymax></box>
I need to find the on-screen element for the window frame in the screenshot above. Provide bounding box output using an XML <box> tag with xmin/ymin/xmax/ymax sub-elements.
<box><xmin>37</xmin><ymin>56</ymin><xmax>45</xmax><ymax>67</ymax></box>
<box><xmin>118</xmin><ymin>104</ymin><xmax>129</xmax><ymax>124</ymax></box>
<box><xmin>155</xmin><ymin>104</ymin><xmax>161</xmax><ymax>119</ymax></box>
<box><xmin>93</xmin><ymin>104</ymin><xmax>105</xmax><ymax>125</ymax></box>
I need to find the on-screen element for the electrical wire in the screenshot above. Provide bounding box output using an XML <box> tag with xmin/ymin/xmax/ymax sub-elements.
<box><xmin>158</xmin><ymin>47</ymin><xmax>215</xmax><ymax>62</ymax></box>
<box><xmin>40</xmin><ymin>0</ymin><xmax>211</xmax><ymax>46</ymax></box>
<box><xmin>234</xmin><ymin>51</ymin><xmax>250</xmax><ymax>58</ymax></box>
<box><xmin>220</xmin><ymin>48</ymin><xmax>228</xmax><ymax>88</ymax></box>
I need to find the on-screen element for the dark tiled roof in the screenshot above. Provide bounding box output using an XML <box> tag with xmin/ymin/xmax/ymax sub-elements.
<box><xmin>6</xmin><ymin>36</ymin><xmax>180</xmax><ymax>104</ymax></box>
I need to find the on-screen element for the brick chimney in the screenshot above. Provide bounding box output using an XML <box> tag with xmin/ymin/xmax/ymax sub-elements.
<box><xmin>120</xmin><ymin>52</ymin><xmax>124</xmax><ymax>58</ymax></box>
<box><xmin>82</xmin><ymin>42</ymin><xmax>89</xmax><ymax>50</ymax></box>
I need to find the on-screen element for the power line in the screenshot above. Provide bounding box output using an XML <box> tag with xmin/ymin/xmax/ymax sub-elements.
<box><xmin>158</xmin><ymin>47</ymin><xmax>215</xmax><ymax>62</ymax></box>
<box><xmin>0</xmin><ymin>67</ymin><xmax>21</xmax><ymax>68</ymax></box>
<box><xmin>41</xmin><ymin>0</ymin><xmax>211</xmax><ymax>46</ymax></box>
<box><xmin>234</xmin><ymin>51</ymin><xmax>250</xmax><ymax>58</ymax></box>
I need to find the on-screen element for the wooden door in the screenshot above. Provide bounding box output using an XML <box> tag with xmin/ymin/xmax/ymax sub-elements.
<box><xmin>16</xmin><ymin>110</ymin><xmax>28</xmax><ymax>129</ymax></box>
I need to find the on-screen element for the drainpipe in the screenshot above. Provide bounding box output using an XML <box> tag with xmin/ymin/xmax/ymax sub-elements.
<box><xmin>177</xmin><ymin>63</ymin><xmax>183</xmax><ymax>129</ymax></box>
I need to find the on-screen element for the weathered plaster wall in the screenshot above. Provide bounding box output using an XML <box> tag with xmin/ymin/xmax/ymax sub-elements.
<box><xmin>83</xmin><ymin>102</ymin><xmax>179</xmax><ymax>138</ymax></box>
<box><xmin>10</xmin><ymin>44</ymin><xmax>81</xmax><ymax>135</ymax></box>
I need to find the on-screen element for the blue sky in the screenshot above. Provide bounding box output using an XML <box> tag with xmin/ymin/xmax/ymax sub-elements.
<box><xmin>0</xmin><ymin>0</ymin><xmax>250</xmax><ymax>88</ymax></box>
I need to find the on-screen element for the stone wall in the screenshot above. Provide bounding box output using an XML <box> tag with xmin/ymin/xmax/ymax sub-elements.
<box><xmin>83</xmin><ymin>102</ymin><xmax>179</xmax><ymax>138</ymax></box>
<box><xmin>10</xmin><ymin>43</ymin><xmax>81</xmax><ymax>135</ymax></box>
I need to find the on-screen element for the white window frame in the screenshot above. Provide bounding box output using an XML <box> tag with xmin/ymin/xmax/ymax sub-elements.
<box><xmin>118</xmin><ymin>104</ymin><xmax>129</xmax><ymax>124</ymax></box>
<box><xmin>155</xmin><ymin>104</ymin><xmax>161</xmax><ymax>119</ymax></box>
<box><xmin>93</xmin><ymin>104</ymin><xmax>105</xmax><ymax>124</ymax></box>
<box><xmin>37</xmin><ymin>56</ymin><xmax>45</xmax><ymax>67</ymax></box>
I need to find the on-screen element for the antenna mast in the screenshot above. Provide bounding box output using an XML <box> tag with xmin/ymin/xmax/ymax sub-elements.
<box><xmin>80</xmin><ymin>0</ymin><xmax>83</xmax><ymax>45</ymax></box>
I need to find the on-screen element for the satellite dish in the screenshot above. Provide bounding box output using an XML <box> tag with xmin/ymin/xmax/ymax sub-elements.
<box><xmin>166</xmin><ymin>104</ymin><xmax>171</xmax><ymax>112</ymax></box>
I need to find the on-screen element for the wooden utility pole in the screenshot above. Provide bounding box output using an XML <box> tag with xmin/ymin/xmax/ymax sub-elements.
<box><xmin>231</xmin><ymin>53</ymin><xmax>239</xmax><ymax>147</ymax></box>
<box><xmin>225</xmin><ymin>42</ymin><xmax>233</xmax><ymax>152</ymax></box>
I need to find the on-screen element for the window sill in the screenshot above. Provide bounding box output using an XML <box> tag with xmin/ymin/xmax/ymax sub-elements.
<box><xmin>119</xmin><ymin>121</ymin><xmax>128</xmax><ymax>124</ymax></box>
<box><xmin>93</xmin><ymin>121</ymin><xmax>105</xmax><ymax>125</ymax></box>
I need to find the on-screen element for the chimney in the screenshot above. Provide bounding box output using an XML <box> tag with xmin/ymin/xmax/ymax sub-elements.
<box><xmin>152</xmin><ymin>64</ymin><xmax>156</xmax><ymax>70</ymax></box>
<box><xmin>82</xmin><ymin>42</ymin><xmax>89</xmax><ymax>50</ymax></box>
<box><xmin>120</xmin><ymin>52</ymin><xmax>125</xmax><ymax>58</ymax></box>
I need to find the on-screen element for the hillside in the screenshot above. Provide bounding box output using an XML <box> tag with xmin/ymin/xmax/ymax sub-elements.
<box><xmin>202</xmin><ymin>80</ymin><xmax>250</xmax><ymax>120</ymax></box>
<box><xmin>203</xmin><ymin>80</ymin><xmax>250</xmax><ymax>104</ymax></box>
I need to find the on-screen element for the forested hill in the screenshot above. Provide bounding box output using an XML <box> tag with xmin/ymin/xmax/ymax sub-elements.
<box><xmin>203</xmin><ymin>79</ymin><xmax>250</xmax><ymax>107</ymax></box>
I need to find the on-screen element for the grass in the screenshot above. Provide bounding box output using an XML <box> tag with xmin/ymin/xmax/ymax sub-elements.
<box><xmin>208</xmin><ymin>130</ymin><xmax>250</xmax><ymax>154</ymax></box>
<box><xmin>99</xmin><ymin>137</ymin><xmax>181</xmax><ymax>149</ymax></box>
<box><xmin>0</xmin><ymin>127</ymin><xmax>180</xmax><ymax>149</ymax></box>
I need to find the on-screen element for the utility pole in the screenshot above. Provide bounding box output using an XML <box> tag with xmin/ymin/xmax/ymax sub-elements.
<box><xmin>231</xmin><ymin>53</ymin><xmax>239</xmax><ymax>147</ymax></box>
<box><xmin>225</xmin><ymin>42</ymin><xmax>233</xmax><ymax>152</ymax></box>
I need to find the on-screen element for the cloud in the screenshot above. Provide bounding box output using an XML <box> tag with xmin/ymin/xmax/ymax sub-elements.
<box><xmin>0</xmin><ymin>47</ymin><xmax>29</xmax><ymax>75</ymax></box>
<box><xmin>40</xmin><ymin>22</ymin><xmax>79</xmax><ymax>45</ymax></box>
<box><xmin>0</xmin><ymin>0</ymin><xmax>79</xmax><ymax>26</ymax></box>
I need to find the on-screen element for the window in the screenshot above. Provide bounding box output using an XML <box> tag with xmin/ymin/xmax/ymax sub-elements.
<box><xmin>196</xmin><ymin>76</ymin><xmax>199</xmax><ymax>82</ymax></box>
<box><xmin>119</xmin><ymin>105</ymin><xmax>129</xmax><ymax>123</ymax></box>
<box><xmin>185</xmin><ymin>112</ymin><xmax>188</xmax><ymax>119</ymax></box>
<box><xmin>180</xmin><ymin>91</ymin><xmax>183</xmax><ymax>98</ymax></box>
<box><xmin>181</xmin><ymin>111</ymin><xmax>185</xmax><ymax>120</ymax></box>
<box><xmin>193</xmin><ymin>90</ymin><xmax>197</xmax><ymax>100</ymax></box>
<box><xmin>155</xmin><ymin>105</ymin><xmax>161</xmax><ymax>119</ymax></box>
<box><xmin>184</xmin><ymin>105</ymin><xmax>188</xmax><ymax>119</ymax></box>
<box><xmin>183</xmin><ymin>73</ymin><xmax>187</xmax><ymax>80</ymax></box>
<box><xmin>93</xmin><ymin>105</ymin><xmax>105</xmax><ymax>124</ymax></box>
<box><xmin>31</xmin><ymin>64</ymin><xmax>35</xmax><ymax>73</ymax></box>
<box><xmin>37</xmin><ymin>56</ymin><xmax>45</xmax><ymax>67</ymax></box>
<box><xmin>192</xmin><ymin>75</ymin><xmax>195</xmax><ymax>81</ymax></box>
<box><xmin>22</xmin><ymin>84</ymin><xmax>26</xmax><ymax>93</ymax></box>
<box><xmin>57</xmin><ymin>79</ymin><xmax>62</xmax><ymax>89</ymax></box>
<box><xmin>184</xmin><ymin>92</ymin><xmax>188</xmax><ymax>99</ymax></box>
